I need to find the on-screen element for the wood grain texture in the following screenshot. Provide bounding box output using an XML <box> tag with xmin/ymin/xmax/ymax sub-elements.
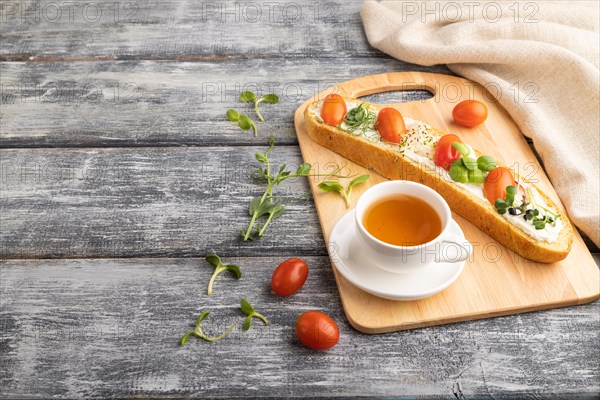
<box><xmin>2</xmin><ymin>0</ymin><xmax>599</xmax><ymax>397</ymax></box>
<box><xmin>0</xmin><ymin>1</ymin><xmax>378</xmax><ymax>61</ymax></box>
<box><xmin>0</xmin><ymin>146</ymin><xmax>328</xmax><ymax>258</ymax></box>
<box><xmin>0</xmin><ymin>59</ymin><xmax>443</xmax><ymax>148</ymax></box>
<box><xmin>1</xmin><ymin>257</ymin><xmax>599</xmax><ymax>399</ymax></box>
<box><xmin>295</xmin><ymin>71</ymin><xmax>600</xmax><ymax>333</ymax></box>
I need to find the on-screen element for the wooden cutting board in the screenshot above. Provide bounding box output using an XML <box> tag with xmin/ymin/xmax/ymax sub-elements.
<box><xmin>294</xmin><ymin>71</ymin><xmax>600</xmax><ymax>334</ymax></box>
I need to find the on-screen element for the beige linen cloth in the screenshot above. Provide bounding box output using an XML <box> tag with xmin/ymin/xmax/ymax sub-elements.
<box><xmin>361</xmin><ymin>0</ymin><xmax>600</xmax><ymax>246</ymax></box>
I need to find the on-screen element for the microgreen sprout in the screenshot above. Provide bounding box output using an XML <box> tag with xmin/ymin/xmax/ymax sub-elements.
<box><xmin>242</xmin><ymin>135</ymin><xmax>352</xmax><ymax>241</ymax></box>
<box><xmin>226</xmin><ymin>109</ymin><xmax>258</xmax><ymax>137</ymax></box>
<box><xmin>494</xmin><ymin>185</ymin><xmax>559</xmax><ymax>230</ymax></box>
<box><xmin>448</xmin><ymin>142</ymin><xmax>497</xmax><ymax>184</ymax></box>
<box><xmin>494</xmin><ymin>185</ymin><xmax>519</xmax><ymax>214</ymax></box>
<box><xmin>240</xmin><ymin>299</ymin><xmax>269</xmax><ymax>331</ymax></box>
<box><xmin>523</xmin><ymin>187</ymin><xmax>559</xmax><ymax>229</ymax></box>
<box><xmin>240</xmin><ymin>91</ymin><xmax>279</xmax><ymax>122</ymax></box>
<box><xmin>205</xmin><ymin>253</ymin><xmax>242</xmax><ymax>296</ymax></box>
<box><xmin>452</xmin><ymin>142</ymin><xmax>471</xmax><ymax>157</ymax></box>
<box><xmin>342</xmin><ymin>103</ymin><xmax>378</xmax><ymax>139</ymax></box>
<box><xmin>476</xmin><ymin>155</ymin><xmax>498</xmax><ymax>172</ymax></box>
<box><xmin>318</xmin><ymin>174</ymin><xmax>370</xmax><ymax>208</ymax></box>
<box><xmin>449</xmin><ymin>159</ymin><xmax>469</xmax><ymax>183</ymax></box>
<box><xmin>179</xmin><ymin>311</ymin><xmax>236</xmax><ymax>345</ymax></box>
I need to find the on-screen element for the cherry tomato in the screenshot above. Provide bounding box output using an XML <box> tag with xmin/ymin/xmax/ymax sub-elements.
<box><xmin>271</xmin><ymin>258</ymin><xmax>309</xmax><ymax>297</ymax></box>
<box><xmin>452</xmin><ymin>100</ymin><xmax>488</xmax><ymax>127</ymax></box>
<box><xmin>320</xmin><ymin>94</ymin><xmax>347</xmax><ymax>126</ymax></box>
<box><xmin>296</xmin><ymin>311</ymin><xmax>340</xmax><ymax>350</ymax></box>
<box><xmin>434</xmin><ymin>134</ymin><xmax>463</xmax><ymax>171</ymax></box>
<box><xmin>483</xmin><ymin>167</ymin><xmax>516</xmax><ymax>205</ymax></box>
<box><xmin>376</xmin><ymin>107</ymin><xmax>406</xmax><ymax>143</ymax></box>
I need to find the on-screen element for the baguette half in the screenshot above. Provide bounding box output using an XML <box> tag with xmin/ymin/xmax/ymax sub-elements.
<box><xmin>304</xmin><ymin>98</ymin><xmax>573</xmax><ymax>263</ymax></box>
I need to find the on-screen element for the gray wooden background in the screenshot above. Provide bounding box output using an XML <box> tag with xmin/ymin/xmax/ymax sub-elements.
<box><xmin>1</xmin><ymin>1</ymin><xmax>598</xmax><ymax>398</ymax></box>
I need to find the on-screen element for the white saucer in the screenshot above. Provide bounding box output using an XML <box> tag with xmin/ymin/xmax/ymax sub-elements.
<box><xmin>328</xmin><ymin>209</ymin><xmax>468</xmax><ymax>301</ymax></box>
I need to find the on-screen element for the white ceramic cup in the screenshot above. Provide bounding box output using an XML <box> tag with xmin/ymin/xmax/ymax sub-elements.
<box><xmin>355</xmin><ymin>180</ymin><xmax>471</xmax><ymax>273</ymax></box>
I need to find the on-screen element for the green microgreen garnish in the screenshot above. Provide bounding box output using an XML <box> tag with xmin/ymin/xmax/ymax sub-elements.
<box><xmin>240</xmin><ymin>299</ymin><xmax>269</xmax><ymax>331</ymax></box>
<box><xmin>205</xmin><ymin>253</ymin><xmax>242</xmax><ymax>296</ymax></box>
<box><xmin>240</xmin><ymin>91</ymin><xmax>279</xmax><ymax>122</ymax></box>
<box><xmin>448</xmin><ymin>142</ymin><xmax>497</xmax><ymax>184</ymax></box>
<box><xmin>495</xmin><ymin>185</ymin><xmax>524</xmax><ymax>215</ymax></box>
<box><xmin>242</xmin><ymin>135</ymin><xmax>352</xmax><ymax>241</ymax></box>
<box><xmin>179</xmin><ymin>311</ymin><xmax>236</xmax><ymax>345</ymax></box>
<box><xmin>342</xmin><ymin>103</ymin><xmax>378</xmax><ymax>140</ymax></box>
<box><xmin>452</xmin><ymin>142</ymin><xmax>471</xmax><ymax>157</ymax></box>
<box><xmin>467</xmin><ymin>168</ymin><xmax>485</xmax><ymax>184</ymax></box>
<box><xmin>226</xmin><ymin>108</ymin><xmax>258</xmax><ymax>137</ymax></box>
<box><xmin>462</xmin><ymin>157</ymin><xmax>478</xmax><ymax>171</ymax></box>
<box><xmin>477</xmin><ymin>155</ymin><xmax>498</xmax><ymax>172</ymax></box>
<box><xmin>318</xmin><ymin>174</ymin><xmax>370</xmax><ymax>208</ymax></box>
<box><xmin>449</xmin><ymin>159</ymin><xmax>469</xmax><ymax>183</ymax></box>
<box><xmin>494</xmin><ymin>185</ymin><xmax>559</xmax><ymax>230</ymax></box>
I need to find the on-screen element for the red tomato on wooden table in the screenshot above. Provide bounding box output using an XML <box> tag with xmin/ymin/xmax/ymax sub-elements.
<box><xmin>320</xmin><ymin>94</ymin><xmax>347</xmax><ymax>126</ymax></box>
<box><xmin>453</xmin><ymin>100</ymin><xmax>488</xmax><ymax>127</ymax></box>
<box><xmin>271</xmin><ymin>258</ymin><xmax>309</xmax><ymax>297</ymax></box>
<box><xmin>296</xmin><ymin>311</ymin><xmax>340</xmax><ymax>350</ymax></box>
<box><xmin>376</xmin><ymin>107</ymin><xmax>406</xmax><ymax>143</ymax></box>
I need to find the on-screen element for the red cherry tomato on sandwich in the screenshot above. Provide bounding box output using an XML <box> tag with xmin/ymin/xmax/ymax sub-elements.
<box><xmin>271</xmin><ymin>258</ymin><xmax>309</xmax><ymax>297</ymax></box>
<box><xmin>453</xmin><ymin>100</ymin><xmax>488</xmax><ymax>127</ymax></box>
<box><xmin>320</xmin><ymin>94</ymin><xmax>347</xmax><ymax>126</ymax></box>
<box><xmin>483</xmin><ymin>167</ymin><xmax>516</xmax><ymax>205</ymax></box>
<box><xmin>376</xmin><ymin>107</ymin><xmax>406</xmax><ymax>143</ymax></box>
<box><xmin>296</xmin><ymin>311</ymin><xmax>340</xmax><ymax>350</ymax></box>
<box><xmin>434</xmin><ymin>134</ymin><xmax>462</xmax><ymax>171</ymax></box>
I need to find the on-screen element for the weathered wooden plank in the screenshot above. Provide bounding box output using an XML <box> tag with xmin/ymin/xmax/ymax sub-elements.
<box><xmin>0</xmin><ymin>257</ymin><xmax>598</xmax><ymax>398</ymax></box>
<box><xmin>0</xmin><ymin>58</ymin><xmax>444</xmax><ymax>148</ymax></box>
<box><xmin>0</xmin><ymin>146</ymin><xmax>332</xmax><ymax>258</ymax></box>
<box><xmin>2</xmin><ymin>145</ymin><xmax>598</xmax><ymax>259</ymax></box>
<box><xmin>1</xmin><ymin>0</ymin><xmax>375</xmax><ymax>60</ymax></box>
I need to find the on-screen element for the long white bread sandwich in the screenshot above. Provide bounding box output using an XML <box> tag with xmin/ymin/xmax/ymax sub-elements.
<box><xmin>305</xmin><ymin>94</ymin><xmax>573</xmax><ymax>263</ymax></box>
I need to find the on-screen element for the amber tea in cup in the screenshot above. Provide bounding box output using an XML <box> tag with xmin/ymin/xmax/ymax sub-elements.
<box><xmin>362</xmin><ymin>194</ymin><xmax>443</xmax><ymax>246</ymax></box>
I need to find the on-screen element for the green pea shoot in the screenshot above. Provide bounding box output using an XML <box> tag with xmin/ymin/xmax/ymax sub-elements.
<box><xmin>448</xmin><ymin>142</ymin><xmax>497</xmax><ymax>184</ymax></box>
<box><xmin>240</xmin><ymin>299</ymin><xmax>269</xmax><ymax>331</ymax></box>
<box><xmin>226</xmin><ymin>109</ymin><xmax>258</xmax><ymax>137</ymax></box>
<box><xmin>240</xmin><ymin>91</ymin><xmax>279</xmax><ymax>122</ymax></box>
<box><xmin>242</xmin><ymin>135</ymin><xmax>352</xmax><ymax>241</ymax></box>
<box><xmin>318</xmin><ymin>174</ymin><xmax>371</xmax><ymax>208</ymax></box>
<box><xmin>179</xmin><ymin>311</ymin><xmax>236</xmax><ymax>345</ymax></box>
<box><xmin>205</xmin><ymin>253</ymin><xmax>242</xmax><ymax>296</ymax></box>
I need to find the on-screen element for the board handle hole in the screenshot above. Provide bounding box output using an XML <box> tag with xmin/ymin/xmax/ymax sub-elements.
<box><xmin>357</xmin><ymin>89</ymin><xmax>434</xmax><ymax>105</ymax></box>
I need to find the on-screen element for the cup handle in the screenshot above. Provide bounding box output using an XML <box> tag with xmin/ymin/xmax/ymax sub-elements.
<box><xmin>437</xmin><ymin>233</ymin><xmax>471</xmax><ymax>263</ymax></box>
